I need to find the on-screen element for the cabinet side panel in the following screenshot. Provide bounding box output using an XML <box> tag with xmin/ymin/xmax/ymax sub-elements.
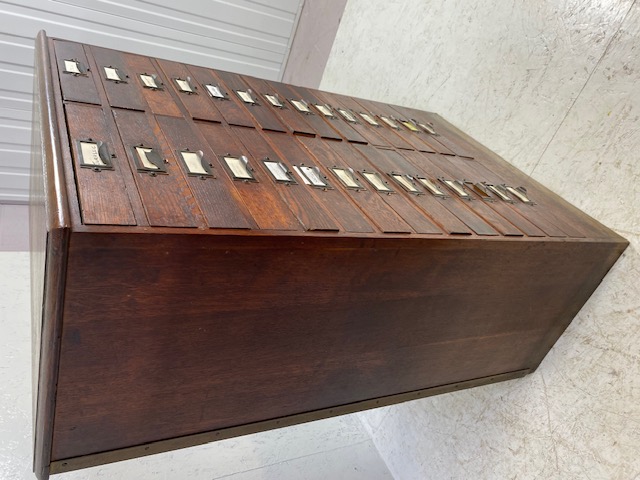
<box><xmin>51</xmin><ymin>233</ymin><xmax>623</xmax><ymax>461</ymax></box>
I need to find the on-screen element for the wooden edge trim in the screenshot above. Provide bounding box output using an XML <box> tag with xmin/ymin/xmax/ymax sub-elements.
<box><xmin>50</xmin><ymin>369</ymin><xmax>530</xmax><ymax>474</ymax></box>
<box><xmin>33</xmin><ymin>228</ymin><xmax>71</xmax><ymax>480</ymax></box>
<box><xmin>36</xmin><ymin>30</ymin><xmax>71</xmax><ymax>231</ymax></box>
<box><xmin>33</xmin><ymin>29</ymin><xmax>72</xmax><ymax>480</ymax></box>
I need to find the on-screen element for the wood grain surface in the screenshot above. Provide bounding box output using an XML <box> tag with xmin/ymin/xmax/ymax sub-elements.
<box><xmin>64</xmin><ymin>103</ymin><xmax>137</xmax><ymax>226</ymax></box>
<box><xmin>215</xmin><ymin>70</ymin><xmax>286</xmax><ymax>132</ymax></box>
<box><xmin>89</xmin><ymin>45</ymin><xmax>147</xmax><ymax>111</ymax></box>
<box><xmin>156</xmin><ymin>58</ymin><xmax>223</xmax><ymax>123</ymax></box>
<box><xmin>123</xmin><ymin>53</ymin><xmax>181</xmax><ymax>117</ymax></box>
<box><xmin>232</xmin><ymin>128</ymin><xmax>341</xmax><ymax>231</ymax></box>
<box><xmin>50</xmin><ymin>232</ymin><xmax>626</xmax><ymax>460</ymax></box>
<box><xmin>111</xmin><ymin>109</ymin><xmax>202</xmax><ymax>227</ymax></box>
<box><xmin>267</xmin><ymin>80</ymin><xmax>342</xmax><ymax>140</ymax></box>
<box><xmin>53</xmin><ymin>40</ymin><xmax>100</xmax><ymax>105</ymax></box>
<box><xmin>295</xmin><ymin>85</ymin><xmax>368</xmax><ymax>143</ymax></box>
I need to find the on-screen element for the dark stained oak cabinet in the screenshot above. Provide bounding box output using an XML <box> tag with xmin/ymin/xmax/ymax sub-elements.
<box><xmin>30</xmin><ymin>32</ymin><xmax>628</xmax><ymax>480</ymax></box>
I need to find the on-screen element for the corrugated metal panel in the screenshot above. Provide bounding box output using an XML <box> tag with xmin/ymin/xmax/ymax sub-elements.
<box><xmin>0</xmin><ymin>0</ymin><xmax>304</xmax><ymax>203</ymax></box>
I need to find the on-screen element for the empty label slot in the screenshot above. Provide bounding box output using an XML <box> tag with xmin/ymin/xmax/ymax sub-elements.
<box><xmin>417</xmin><ymin>177</ymin><xmax>446</xmax><ymax>197</ymax></box>
<box><xmin>104</xmin><ymin>66</ymin><xmax>123</xmax><ymax>82</ymax></box>
<box><xmin>487</xmin><ymin>185</ymin><xmax>512</xmax><ymax>202</ymax></box>
<box><xmin>295</xmin><ymin>165</ymin><xmax>328</xmax><ymax>187</ymax></box>
<box><xmin>63</xmin><ymin>59</ymin><xmax>83</xmax><ymax>75</ymax></box>
<box><xmin>175</xmin><ymin>78</ymin><xmax>195</xmax><ymax>93</ymax></box>
<box><xmin>442</xmin><ymin>179</ymin><xmax>470</xmax><ymax>199</ymax></box>
<box><xmin>332</xmin><ymin>167</ymin><xmax>362</xmax><ymax>189</ymax></box>
<box><xmin>362</xmin><ymin>172</ymin><xmax>393</xmax><ymax>192</ymax></box>
<box><xmin>380</xmin><ymin>116</ymin><xmax>400</xmax><ymax>129</ymax></box>
<box><xmin>506</xmin><ymin>186</ymin><xmax>533</xmax><ymax>204</ymax></box>
<box><xmin>133</xmin><ymin>146</ymin><xmax>166</xmax><ymax>173</ymax></box>
<box><xmin>470</xmin><ymin>183</ymin><xmax>494</xmax><ymax>200</ymax></box>
<box><xmin>418</xmin><ymin>122</ymin><xmax>437</xmax><ymax>135</ymax></box>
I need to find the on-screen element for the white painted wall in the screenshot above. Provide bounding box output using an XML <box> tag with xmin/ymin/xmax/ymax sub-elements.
<box><xmin>322</xmin><ymin>1</ymin><xmax>640</xmax><ymax>478</ymax></box>
<box><xmin>0</xmin><ymin>0</ymin><xmax>305</xmax><ymax>203</ymax></box>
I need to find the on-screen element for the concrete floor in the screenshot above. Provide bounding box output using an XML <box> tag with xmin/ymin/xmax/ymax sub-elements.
<box><xmin>320</xmin><ymin>0</ymin><xmax>640</xmax><ymax>478</ymax></box>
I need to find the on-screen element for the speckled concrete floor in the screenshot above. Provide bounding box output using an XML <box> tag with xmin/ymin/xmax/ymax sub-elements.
<box><xmin>320</xmin><ymin>1</ymin><xmax>640</xmax><ymax>478</ymax></box>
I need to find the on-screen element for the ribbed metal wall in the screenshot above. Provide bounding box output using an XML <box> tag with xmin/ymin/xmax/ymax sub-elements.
<box><xmin>0</xmin><ymin>0</ymin><xmax>303</xmax><ymax>203</ymax></box>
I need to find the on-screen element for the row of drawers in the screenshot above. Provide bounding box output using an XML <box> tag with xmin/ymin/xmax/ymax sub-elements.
<box><xmin>54</xmin><ymin>39</ymin><xmax>472</xmax><ymax>155</ymax></box>
<box><xmin>53</xmin><ymin>39</ymin><xmax>590</xmax><ymax>238</ymax></box>
<box><xmin>65</xmin><ymin>101</ymin><xmax>581</xmax><ymax>238</ymax></box>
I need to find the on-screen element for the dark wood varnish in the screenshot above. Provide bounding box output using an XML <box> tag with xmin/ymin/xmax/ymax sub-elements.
<box><xmin>155</xmin><ymin>116</ymin><xmax>255</xmax><ymax>229</ymax></box>
<box><xmin>111</xmin><ymin>109</ymin><xmax>203</xmax><ymax>227</ymax></box>
<box><xmin>214</xmin><ymin>70</ymin><xmax>286</xmax><ymax>132</ymax></box>
<box><xmin>232</xmin><ymin>128</ymin><xmax>341</xmax><ymax>232</ymax></box>
<box><xmin>89</xmin><ymin>45</ymin><xmax>147</xmax><ymax>111</ymax></box>
<box><xmin>53</xmin><ymin>40</ymin><xmax>100</xmax><ymax>105</ymax></box>
<box><xmin>196</xmin><ymin>123</ymin><xmax>301</xmax><ymax>230</ymax></box>
<box><xmin>156</xmin><ymin>58</ymin><xmax>223</xmax><ymax>123</ymax></box>
<box><xmin>123</xmin><ymin>53</ymin><xmax>181</xmax><ymax>117</ymax></box>
<box><xmin>32</xmin><ymin>32</ymin><xmax>628</xmax><ymax>480</ymax></box>
<box><xmin>267</xmin><ymin>80</ymin><xmax>342</xmax><ymax>140</ymax></box>
<box><xmin>349</xmin><ymin>96</ymin><xmax>415</xmax><ymax>150</ymax></box>
<box><xmin>186</xmin><ymin>65</ymin><xmax>255</xmax><ymax>127</ymax></box>
<box><xmin>320</xmin><ymin>91</ymin><xmax>391</xmax><ymax>147</ymax></box>
<box><xmin>242</xmin><ymin>76</ymin><xmax>317</xmax><ymax>136</ymax></box>
<box><xmin>64</xmin><ymin>103</ymin><xmax>137</xmax><ymax>226</ymax></box>
<box><xmin>294</xmin><ymin>85</ymin><xmax>368</xmax><ymax>143</ymax></box>
<box><xmin>266</xmin><ymin>133</ymin><xmax>376</xmax><ymax>233</ymax></box>
<box><xmin>50</xmin><ymin>233</ymin><xmax>624</xmax><ymax>461</ymax></box>
<box><xmin>50</xmin><ymin>368</ymin><xmax>530</xmax><ymax>475</ymax></box>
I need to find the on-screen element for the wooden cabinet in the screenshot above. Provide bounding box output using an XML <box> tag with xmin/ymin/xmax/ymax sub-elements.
<box><xmin>31</xmin><ymin>31</ymin><xmax>627</xmax><ymax>479</ymax></box>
